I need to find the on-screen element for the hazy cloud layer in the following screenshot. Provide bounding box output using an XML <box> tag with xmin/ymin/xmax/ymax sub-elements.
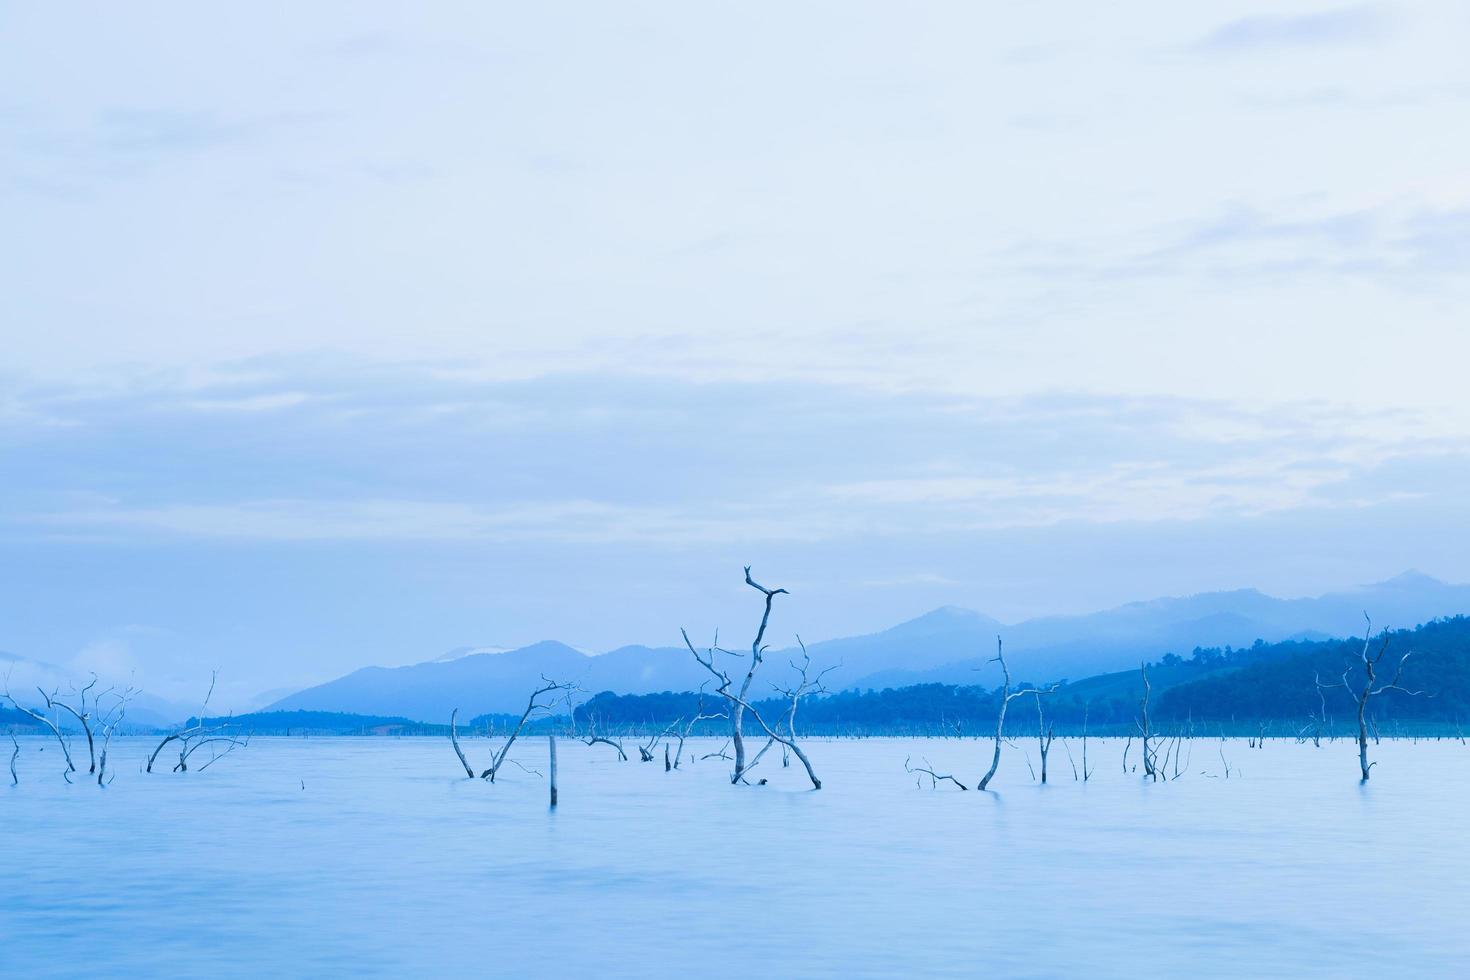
<box><xmin>1191</xmin><ymin>4</ymin><xmax>1396</xmax><ymax>52</ymax></box>
<box><xmin>3</xmin><ymin>363</ymin><xmax>1468</xmax><ymax>703</ymax></box>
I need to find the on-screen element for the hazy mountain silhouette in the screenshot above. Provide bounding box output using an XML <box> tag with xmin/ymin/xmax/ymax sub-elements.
<box><xmin>0</xmin><ymin>649</ymin><xmax>199</xmax><ymax>729</ymax></box>
<box><xmin>263</xmin><ymin>572</ymin><xmax>1470</xmax><ymax>721</ymax></box>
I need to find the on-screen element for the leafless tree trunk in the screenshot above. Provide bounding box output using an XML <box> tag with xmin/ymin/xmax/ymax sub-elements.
<box><xmin>1137</xmin><ymin>662</ymin><xmax>1158</xmax><ymax>780</ymax></box>
<box><xmin>1034</xmin><ymin>691</ymin><xmax>1054</xmax><ymax>784</ymax></box>
<box><xmin>147</xmin><ymin>672</ymin><xmax>249</xmax><ymax>774</ymax></box>
<box><xmin>684</xmin><ymin>566</ymin><xmax>807</xmax><ymax>786</ymax></box>
<box><xmin>93</xmin><ymin>688</ymin><xmax>130</xmax><ymax>787</ymax></box>
<box><xmin>548</xmin><ymin>735</ymin><xmax>558</xmax><ymax>807</ymax></box>
<box><xmin>639</xmin><ymin>723</ymin><xmax>677</xmax><ymax>762</ymax></box>
<box><xmin>4</xmin><ymin>675</ymin><xmax>76</xmax><ymax>774</ymax></box>
<box><xmin>1081</xmin><ymin>704</ymin><xmax>1092</xmax><ymax>781</ymax></box>
<box><xmin>449</xmin><ymin>708</ymin><xmax>474</xmax><ymax>778</ymax></box>
<box><xmin>1317</xmin><ymin>615</ymin><xmax>1423</xmax><ymax>782</ymax></box>
<box><xmin>481</xmin><ymin>677</ymin><xmax>576</xmax><ymax>782</ymax></box>
<box><xmin>8</xmin><ymin>732</ymin><xmax>18</xmax><ymax>786</ymax></box>
<box><xmin>978</xmin><ymin>637</ymin><xmax>1056</xmax><ymax>791</ymax></box>
<box><xmin>735</xmin><ymin>638</ymin><xmax>832</xmax><ymax>790</ymax></box>
<box><xmin>5</xmin><ymin>672</ymin><xmax>134</xmax><ymax>782</ymax></box>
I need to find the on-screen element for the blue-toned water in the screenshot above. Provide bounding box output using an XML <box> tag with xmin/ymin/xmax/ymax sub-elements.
<box><xmin>4</xmin><ymin>735</ymin><xmax>1466</xmax><ymax>977</ymax></box>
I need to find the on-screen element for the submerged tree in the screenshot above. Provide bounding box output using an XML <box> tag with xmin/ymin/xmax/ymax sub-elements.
<box><xmin>977</xmin><ymin>638</ymin><xmax>1055</xmax><ymax>791</ymax></box>
<box><xmin>578</xmin><ymin>717</ymin><xmax>629</xmax><ymax>762</ymax></box>
<box><xmin>1033</xmin><ymin>690</ymin><xmax>1055</xmax><ymax>784</ymax></box>
<box><xmin>147</xmin><ymin>672</ymin><xmax>249</xmax><ymax>774</ymax></box>
<box><xmin>905</xmin><ymin>756</ymin><xmax>968</xmax><ymax>790</ymax></box>
<box><xmin>683</xmin><ymin>566</ymin><xmax>826</xmax><ymax>789</ymax></box>
<box><xmin>4</xmin><ymin>672</ymin><xmax>135</xmax><ymax>782</ymax></box>
<box><xmin>1138</xmin><ymin>662</ymin><xmax>1158</xmax><ymax>781</ymax></box>
<box><xmin>742</xmin><ymin>639</ymin><xmax>833</xmax><ymax>789</ymax></box>
<box><xmin>1317</xmin><ymin>615</ymin><xmax>1423</xmax><ymax>782</ymax></box>
<box><xmin>448</xmin><ymin>676</ymin><xmax>575</xmax><ymax>782</ymax></box>
<box><xmin>670</xmin><ymin>693</ymin><xmax>726</xmax><ymax>770</ymax></box>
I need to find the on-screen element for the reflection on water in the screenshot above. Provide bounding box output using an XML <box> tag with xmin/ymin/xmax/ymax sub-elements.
<box><xmin>4</xmin><ymin>736</ymin><xmax>1466</xmax><ymax>977</ymax></box>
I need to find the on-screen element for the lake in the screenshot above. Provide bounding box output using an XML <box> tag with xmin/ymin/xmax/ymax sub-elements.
<box><xmin>4</xmin><ymin>734</ymin><xmax>1466</xmax><ymax>977</ymax></box>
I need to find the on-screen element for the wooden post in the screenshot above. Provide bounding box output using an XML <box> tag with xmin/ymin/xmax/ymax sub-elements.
<box><xmin>549</xmin><ymin>734</ymin><xmax>558</xmax><ymax>807</ymax></box>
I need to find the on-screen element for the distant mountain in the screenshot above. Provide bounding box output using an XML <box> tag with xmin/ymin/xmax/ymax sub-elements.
<box><xmin>264</xmin><ymin>572</ymin><xmax>1470</xmax><ymax>723</ymax></box>
<box><xmin>849</xmin><ymin>571</ymin><xmax>1470</xmax><ymax>688</ymax></box>
<box><xmin>267</xmin><ymin>640</ymin><xmax>711</xmax><ymax>720</ymax></box>
<box><xmin>0</xmin><ymin>649</ymin><xmax>194</xmax><ymax>730</ymax></box>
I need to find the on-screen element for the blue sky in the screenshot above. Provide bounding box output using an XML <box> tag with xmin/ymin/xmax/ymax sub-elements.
<box><xmin>2</xmin><ymin>3</ymin><xmax>1469</xmax><ymax>704</ymax></box>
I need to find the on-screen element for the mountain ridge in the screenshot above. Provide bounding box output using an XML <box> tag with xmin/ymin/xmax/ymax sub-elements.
<box><xmin>263</xmin><ymin>572</ymin><xmax>1470</xmax><ymax>721</ymax></box>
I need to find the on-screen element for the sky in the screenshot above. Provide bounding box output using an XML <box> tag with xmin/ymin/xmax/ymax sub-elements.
<box><xmin>2</xmin><ymin>2</ymin><xmax>1469</xmax><ymax>706</ymax></box>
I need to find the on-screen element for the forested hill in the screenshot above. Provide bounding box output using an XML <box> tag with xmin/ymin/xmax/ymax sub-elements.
<box><xmin>575</xmin><ymin>617</ymin><xmax>1470</xmax><ymax>733</ymax></box>
<box><xmin>1157</xmin><ymin>616</ymin><xmax>1470</xmax><ymax>723</ymax></box>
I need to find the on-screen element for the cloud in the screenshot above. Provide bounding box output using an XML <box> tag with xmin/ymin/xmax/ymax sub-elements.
<box><xmin>1003</xmin><ymin>196</ymin><xmax>1470</xmax><ymax>290</ymax></box>
<box><xmin>1192</xmin><ymin>4</ymin><xmax>1396</xmax><ymax>53</ymax></box>
<box><xmin>25</xmin><ymin>498</ymin><xmax>827</xmax><ymax>546</ymax></box>
<box><xmin>5</xmin><ymin>362</ymin><xmax>1464</xmax><ymax>546</ymax></box>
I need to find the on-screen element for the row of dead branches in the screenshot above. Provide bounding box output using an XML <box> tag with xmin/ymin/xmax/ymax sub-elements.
<box><xmin>5</xmin><ymin>672</ymin><xmax>135</xmax><ymax>784</ymax></box>
<box><xmin>4</xmin><ymin>669</ymin><xmax>249</xmax><ymax>785</ymax></box>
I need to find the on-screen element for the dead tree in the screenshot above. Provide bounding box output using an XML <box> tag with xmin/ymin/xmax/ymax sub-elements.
<box><xmin>700</xmin><ymin>738</ymin><xmax>732</xmax><ymax>761</ymax></box>
<box><xmin>683</xmin><ymin>566</ymin><xmax>791</xmax><ymax>786</ymax></box>
<box><xmin>568</xmin><ymin>692</ymin><xmax>629</xmax><ymax>761</ymax></box>
<box><xmin>147</xmin><ymin>672</ymin><xmax>249</xmax><ymax>774</ymax></box>
<box><xmin>479</xmin><ymin>677</ymin><xmax>576</xmax><ymax>782</ymax></box>
<box><xmin>51</xmin><ymin>675</ymin><xmax>101</xmax><ymax>773</ymax></box>
<box><xmin>1310</xmin><ymin>676</ymin><xmax>1330</xmax><ymax>748</ymax></box>
<box><xmin>672</xmin><ymin>696</ymin><xmax>726</xmax><ymax>769</ymax></box>
<box><xmin>977</xmin><ymin>637</ymin><xmax>1056</xmax><ymax>791</ymax></box>
<box><xmin>8</xmin><ymin>732</ymin><xmax>18</xmax><ymax>786</ymax></box>
<box><xmin>739</xmin><ymin>638</ymin><xmax>832</xmax><ymax>789</ymax></box>
<box><xmin>582</xmin><ymin>732</ymin><xmax>628</xmax><ymax>761</ymax></box>
<box><xmin>1137</xmin><ymin>662</ymin><xmax>1159</xmax><ymax>780</ymax></box>
<box><xmin>1034</xmin><ymin>690</ymin><xmax>1055</xmax><ymax>785</ymax></box>
<box><xmin>93</xmin><ymin>688</ymin><xmax>131</xmax><ymax>786</ymax></box>
<box><xmin>905</xmin><ymin>756</ymin><xmax>968</xmax><ymax>790</ymax></box>
<box><xmin>449</xmin><ymin>708</ymin><xmax>475</xmax><ymax>778</ymax></box>
<box><xmin>4</xmin><ymin>672</ymin><xmax>134</xmax><ymax>780</ymax></box>
<box><xmin>1316</xmin><ymin>615</ymin><xmax>1423</xmax><ymax>782</ymax></box>
<box><xmin>172</xmin><ymin>729</ymin><xmax>250</xmax><ymax>772</ymax></box>
<box><xmin>1081</xmin><ymin>704</ymin><xmax>1092</xmax><ymax>781</ymax></box>
<box><xmin>3</xmin><ymin>677</ymin><xmax>76</xmax><ymax>774</ymax></box>
<box><xmin>147</xmin><ymin>720</ymin><xmax>242</xmax><ymax>773</ymax></box>
<box><xmin>638</xmin><ymin>724</ymin><xmax>675</xmax><ymax>763</ymax></box>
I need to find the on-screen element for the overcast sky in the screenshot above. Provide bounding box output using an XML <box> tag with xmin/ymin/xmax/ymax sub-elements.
<box><xmin>3</xmin><ymin>3</ymin><xmax>1469</xmax><ymax>704</ymax></box>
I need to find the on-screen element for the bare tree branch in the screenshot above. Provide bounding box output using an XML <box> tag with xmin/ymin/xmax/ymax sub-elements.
<box><xmin>977</xmin><ymin>637</ymin><xmax>1057</xmax><ymax>791</ymax></box>
<box><xmin>1317</xmin><ymin>614</ymin><xmax>1425</xmax><ymax>781</ymax></box>
<box><xmin>481</xmin><ymin>677</ymin><xmax>576</xmax><ymax>782</ymax></box>
<box><xmin>3</xmin><ymin>672</ymin><xmax>76</xmax><ymax>774</ymax></box>
<box><xmin>905</xmin><ymin>756</ymin><xmax>968</xmax><ymax>790</ymax></box>
<box><xmin>449</xmin><ymin>708</ymin><xmax>475</xmax><ymax>778</ymax></box>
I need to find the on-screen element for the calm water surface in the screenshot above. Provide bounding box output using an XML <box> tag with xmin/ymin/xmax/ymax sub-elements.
<box><xmin>4</xmin><ymin>735</ymin><xmax>1466</xmax><ymax>977</ymax></box>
